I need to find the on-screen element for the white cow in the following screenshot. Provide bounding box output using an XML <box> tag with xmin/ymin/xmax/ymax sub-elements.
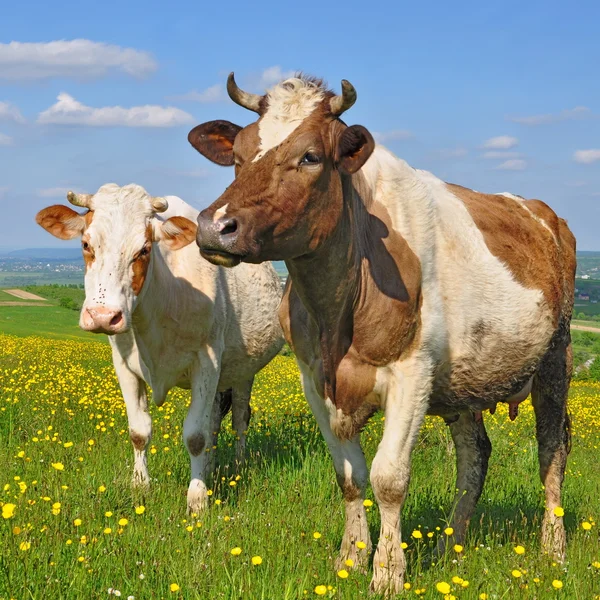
<box><xmin>36</xmin><ymin>183</ymin><xmax>283</xmax><ymax>511</ymax></box>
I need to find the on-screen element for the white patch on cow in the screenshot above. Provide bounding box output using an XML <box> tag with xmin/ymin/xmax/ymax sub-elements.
<box><xmin>213</xmin><ymin>204</ymin><xmax>228</xmax><ymax>222</ymax></box>
<box><xmin>497</xmin><ymin>192</ymin><xmax>558</xmax><ymax>243</ymax></box>
<box><xmin>254</xmin><ymin>78</ymin><xmax>326</xmax><ymax>162</ymax></box>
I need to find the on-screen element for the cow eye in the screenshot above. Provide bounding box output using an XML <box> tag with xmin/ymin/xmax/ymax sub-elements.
<box><xmin>82</xmin><ymin>241</ymin><xmax>90</xmax><ymax>252</ymax></box>
<box><xmin>139</xmin><ymin>246</ymin><xmax>150</xmax><ymax>258</ymax></box>
<box><xmin>300</xmin><ymin>152</ymin><xmax>321</xmax><ymax>165</ymax></box>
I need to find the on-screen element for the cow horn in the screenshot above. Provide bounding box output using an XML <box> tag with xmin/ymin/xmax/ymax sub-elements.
<box><xmin>66</xmin><ymin>191</ymin><xmax>93</xmax><ymax>208</ymax></box>
<box><xmin>151</xmin><ymin>197</ymin><xmax>168</xmax><ymax>213</ymax></box>
<box><xmin>227</xmin><ymin>72</ymin><xmax>262</xmax><ymax>114</ymax></box>
<box><xmin>330</xmin><ymin>80</ymin><xmax>357</xmax><ymax>116</ymax></box>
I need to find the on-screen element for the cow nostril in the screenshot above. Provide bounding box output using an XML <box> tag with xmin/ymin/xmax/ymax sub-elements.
<box><xmin>219</xmin><ymin>218</ymin><xmax>238</xmax><ymax>237</ymax></box>
<box><xmin>110</xmin><ymin>312</ymin><xmax>123</xmax><ymax>327</ymax></box>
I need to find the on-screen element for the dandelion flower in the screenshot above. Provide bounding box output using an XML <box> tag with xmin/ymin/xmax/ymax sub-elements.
<box><xmin>230</xmin><ymin>547</ymin><xmax>242</xmax><ymax>556</ymax></box>
<box><xmin>582</xmin><ymin>521</ymin><xmax>592</xmax><ymax>531</ymax></box>
<box><xmin>2</xmin><ymin>503</ymin><xmax>16</xmax><ymax>519</ymax></box>
<box><xmin>104</xmin><ymin>528</ymin><xmax>112</xmax><ymax>534</ymax></box>
<box><xmin>251</xmin><ymin>555</ymin><xmax>262</xmax><ymax>565</ymax></box>
<box><xmin>512</xmin><ymin>570</ymin><xmax>522</xmax><ymax>578</ymax></box>
<box><xmin>73</xmin><ymin>518</ymin><xmax>82</xmax><ymax>526</ymax></box>
<box><xmin>444</xmin><ymin>527</ymin><xmax>454</xmax><ymax>536</ymax></box>
<box><xmin>553</xmin><ymin>507</ymin><xmax>564</xmax><ymax>517</ymax></box>
<box><xmin>51</xmin><ymin>462</ymin><xmax>64</xmax><ymax>471</ymax></box>
<box><xmin>170</xmin><ymin>583</ymin><xmax>180</xmax><ymax>592</ymax></box>
<box><xmin>436</xmin><ymin>582</ymin><xmax>451</xmax><ymax>594</ymax></box>
<box><xmin>313</xmin><ymin>532</ymin><xmax>322</xmax><ymax>539</ymax></box>
<box><xmin>356</xmin><ymin>541</ymin><xmax>366</xmax><ymax>550</ymax></box>
<box><xmin>314</xmin><ymin>585</ymin><xmax>327</xmax><ymax>595</ymax></box>
<box><xmin>337</xmin><ymin>569</ymin><xmax>349</xmax><ymax>579</ymax></box>
<box><xmin>453</xmin><ymin>544</ymin><xmax>463</xmax><ymax>553</ymax></box>
<box><xmin>404</xmin><ymin>583</ymin><xmax>411</xmax><ymax>590</ymax></box>
<box><xmin>412</xmin><ymin>530</ymin><xmax>423</xmax><ymax>539</ymax></box>
<box><xmin>363</xmin><ymin>499</ymin><xmax>373</xmax><ymax>507</ymax></box>
<box><xmin>135</xmin><ymin>506</ymin><xmax>145</xmax><ymax>515</ymax></box>
<box><xmin>479</xmin><ymin>595</ymin><xmax>488</xmax><ymax>600</ymax></box>
<box><xmin>514</xmin><ymin>545</ymin><xmax>525</xmax><ymax>554</ymax></box>
<box><xmin>401</xmin><ymin>542</ymin><xmax>408</xmax><ymax>549</ymax></box>
<box><xmin>118</xmin><ymin>518</ymin><xmax>128</xmax><ymax>526</ymax></box>
<box><xmin>98</xmin><ymin>485</ymin><xmax>106</xmax><ymax>493</ymax></box>
<box><xmin>19</xmin><ymin>541</ymin><xmax>31</xmax><ymax>551</ymax></box>
<box><xmin>105</xmin><ymin>511</ymin><xmax>113</xmax><ymax>517</ymax></box>
<box><xmin>552</xmin><ymin>580</ymin><xmax>563</xmax><ymax>589</ymax></box>
<box><xmin>344</xmin><ymin>559</ymin><xmax>354</xmax><ymax>568</ymax></box>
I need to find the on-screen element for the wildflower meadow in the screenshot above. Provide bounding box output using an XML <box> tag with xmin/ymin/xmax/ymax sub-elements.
<box><xmin>1</xmin><ymin>333</ymin><xmax>599</xmax><ymax>598</ymax></box>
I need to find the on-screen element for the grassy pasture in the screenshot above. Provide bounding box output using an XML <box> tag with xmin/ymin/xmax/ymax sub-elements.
<box><xmin>1</xmin><ymin>317</ymin><xmax>600</xmax><ymax>598</ymax></box>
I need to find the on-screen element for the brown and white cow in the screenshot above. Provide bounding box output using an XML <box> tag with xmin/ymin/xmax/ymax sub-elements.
<box><xmin>188</xmin><ymin>74</ymin><xmax>576</xmax><ymax>594</ymax></box>
<box><xmin>36</xmin><ymin>184</ymin><xmax>283</xmax><ymax>512</ymax></box>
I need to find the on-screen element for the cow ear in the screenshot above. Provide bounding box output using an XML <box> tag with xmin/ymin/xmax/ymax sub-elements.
<box><xmin>35</xmin><ymin>205</ymin><xmax>87</xmax><ymax>240</ymax></box>
<box><xmin>157</xmin><ymin>216</ymin><xmax>198</xmax><ymax>250</ymax></box>
<box><xmin>335</xmin><ymin>125</ymin><xmax>375</xmax><ymax>174</ymax></box>
<box><xmin>188</xmin><ymin>120</ymin><xmax>242</xmax><ymax>166</ymax></box>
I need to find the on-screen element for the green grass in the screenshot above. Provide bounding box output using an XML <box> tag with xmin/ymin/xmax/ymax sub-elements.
<box><xmin>1</xmin><ymin>333</ymin><xmax>599</xmax><ymax>599</ymax></box>
<box><xmin>0</xmin><ymin>303</ymin><xmax>105</xmax><ymax>343</ymax></box>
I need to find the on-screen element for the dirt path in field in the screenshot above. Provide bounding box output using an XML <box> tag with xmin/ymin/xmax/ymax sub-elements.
<box><xmin>0</xmin><ymin>301</ymin><xmax>51</xmax><ymax>306</ymax></box>
<box><xmin>571</xmin><ymin>324</ymin><xmax>600</xmax><ymax>334</ymax></box>
<box><xmin>4</xmin><ymin>289</ymin><xmax>47</xmax><ymax>301</ymax></box>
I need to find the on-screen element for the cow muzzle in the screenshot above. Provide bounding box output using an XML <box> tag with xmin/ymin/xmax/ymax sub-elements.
<box><xmin>196</xmin><ymin>210</ymin><xmax>245</xmax><ymax>268</ymax></box>
<box><xmin>81</xmin><ymin>306</ymin><xmax>127</xmax><ymax>335</ymax></box>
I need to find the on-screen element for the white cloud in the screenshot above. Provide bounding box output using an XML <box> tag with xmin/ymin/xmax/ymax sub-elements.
<box><xmin>259</xmin><ymin>65</ymin><xmax>295</xmax><ymax>88</ymax></box>
<box><xmin>373</xmin><ymin>130</ymin><xmax>414</xmax><ymax>143</ymax></box>
<box><xmin>0</xmin><ymin>133</ymin><xmax>13</xmax><ymax>146</ymax></box>
<box><xmin>0</xmin><ymin>39</ymin><xmax>156</xmax><ymax>81</ymax></box>
<box><xmin>495</xmin><ymin>159</ymin><xmax>527</xmax><ymax>171</ymax></box>
<box><xmin>482</xmin><ymin>135</ymin><xmax>519</xmax><ymax>150</ymax></box>
<box><xmin>38</xmin><ymin>93</ymin><xmax>194</xmax><ymax>128</ymax></box>
<box><xmin>510</xmin><ymin>106</ymin><xmax>591</xmax><ymax>126</ymax></box>
<box><xmin>37</xmin><ymin>187</ymin><xmax>72</xmax><ymax>198</ymax></box>
<box><xmin>482</xmin><ymin>151</ymin><xmax>521</xmax><ymax>159</ymax></box>
<box><xmin>433</xmin><ymin>146</ymin><xmax>468</xmax><ymax>159</ymax></box>
<box><xmin>574</xmin><ymin>149</ymin><xmax>600</xmax><ymax>164</ymax></box>
<box><xmin>0</xmin><ymin>101</ymin><xmax>25</xmax><ymax>123</ymax></box>
<box><xmin>170</xmin><ymin>84</ymin><xmax>226</xmax><ymax>103</ymax></box>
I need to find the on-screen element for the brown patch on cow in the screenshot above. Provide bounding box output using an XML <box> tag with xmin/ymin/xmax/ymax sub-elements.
<box><xmin>447</xmin><ymin>184</ymin><xmax>569</xmax><ymax>324</ymax></box>
<box><xmin>186</xmin><ymin>432</ymin><xmax>206</xmax><ymax>456</ymax></box>
<box><xmin>129</xmin><ymin>430</ymin><xmax>147</xmax><ymax>452</ymax></box>
<box><xmin>132</xmin><ymin>224</ymin><xmax>152</xmax><ymax>296</ymax></box>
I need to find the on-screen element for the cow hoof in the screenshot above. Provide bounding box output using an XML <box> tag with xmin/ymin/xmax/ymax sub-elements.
<box><xmin>541</xmin><ymin>516</ymin><xmax>566</xmax><ymax>563</ymax></box>
<box><xmin>369</xmin><ymin>571</ymin><xmax>404</xmax><ymax>597</ymax></box>
<box><xmin>335</xmin><ymin>545</ymin><xmax>370</xmax><ymax>574</ymax></box>
<box><xmin>187</xmin><ymin>492</ymin><xmax>208</xmax><ymax>514</ymax></box>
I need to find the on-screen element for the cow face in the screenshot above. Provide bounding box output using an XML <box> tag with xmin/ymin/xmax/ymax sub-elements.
<box><xmin>35</xmin><ymin>184</ymin><xmax>196</xmax><ymax>335</ymax></box>
<box><xmin>190</xmin><ymin>75</ymin><xmax>374</xmax><ymax>267</ymax></box>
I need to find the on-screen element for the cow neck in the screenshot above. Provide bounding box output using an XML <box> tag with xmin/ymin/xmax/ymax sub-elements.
<box><xmin>285</xmin><ymin>173</ymin><xmax>369</xmax><ymax>402</ymax></box>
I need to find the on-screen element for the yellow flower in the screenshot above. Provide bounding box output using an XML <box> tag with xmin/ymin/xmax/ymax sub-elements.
<box><xmin>514</xmin><ymin>545</ymin><xmax>525</xmax><ymax>554</ymax></box>
<box><xmin>229</xmin><ymin>480</ymin><xmax>236</xmax><ymax>487</ymax></box>
<box><xmin>314</xmin><ymin>585</ymin><xmax>327</xmax><ymax>596</ymax></box>
<box><xmin>344</xmin><ymin>559</ymin><xmax>354</xmax><ymax>568</ymax></box>
<box><xmin>356</xmin><ymin>541</ymin><xmax>366</xmax><ymax>550</ymax></box>
<box><xmin>12</xmin><ymin>526</ymin><xmax>21</xmax><ymax>535</ymax></box>
<box><xmin>436</xmin><ymin>582</ymin><xmax>451</xmax><ymax>594</ymax></box>
<box><xmin>170</xmin><ymin>583</ymin><xmax>180</xmax><ymax>592</ymax></box>
<box><xmin>412</xmin><ymin>530</ymin><xmax>423</xmax><ymax>539</ymax></box>
<box><xmin>77</xmin><ymin>556</ymin><xmax>84</xmax><ymax>563</ymax></box>
<box><xmin>135</xmin><ymin>506</ymin><xmax>145</xmax><ymax>515</ymax></box>
<box><xmin>592</xmin><ymin>561</ymin><xmax>600</xmax><ymax>569</ymax></box>
<box><xmin>103</xmin><ymin>528</ymin><xmax>112</xmax><ymax>534</ymax></box>
<box><xmin>206</xmin><ymin>490</ymin><xmax>213</xmax><ymax>496</ymax></box>
<box><xmin>582</xmin><ymin>521</ymin><xmax>592</xmax><ymax>531</ymax></box>
<box><xmin>88</xmin><ymin>439</ymin><xmax>95</xmax><ymax>446</ymax></box>
<box><xmin>51</xmin><ymin>462</ymin><xmax>64</xmax><ymax>471</ymax></box>
<box><xmin>214</xmin><ymin>499</ymin><xmax>221</xmax><ymax>506</ymax></box>
<box><xmin>337</xmin><ymin>569</ymin><xmax>349</xmax><ymax>579</ymax></box>
<box><xmin>118</xmin><ymin>518</ymin><xmax>128</xmax><ymax>526</ymax></box>
<box><xmin>2</xmin><ymin>503</ymin><xmax>16</xmax><ymax>519</ymax></box>
<box><xmin>19</xmin><ymin>541</ymin><xmax>31</xmax><ymax>551</ymax></box>
<box><xmin>404</xmin><ymin>583</ymin><xmax>411</xmax><ymax>590</ymax></box>
<box><xmin>453</xmin><ymin>544</ymin><xmax>463</xmax><ymax>553</ymax></box>
<box><xmin>251</xmin><ymin>555</ymin><xmax>262</xmax><ymax>565</ymax></box>
<box><xmin>363</xmin><ymin>499</ymin><xmax>373</xmax><ymax>507</ymax></box>
<box><xmin>452</xmin><ymin>576</ymin><xmax>463</xmax><ymax>585</ymax></box>
<box><xmin>552</xmin><ymin>580</ymin><xmax>563</xmax><ymax>589</ymax></box>
<box><xmin>401</xmin><ymin>542</ymin><xmax>408</xmax><ymax>549</ymax></box>
<box><xmin>230</xmin><ymin>547</ymin><xmax>242</xmax><ymax>556</ymax></box>
<box><xmin>98</xmin><ymin>485</ymin><xmax>106</xmax><ymax>493</ymax></box>
<box><xmin>512</xmin><ymin>570</ymin><xmax>522</xmax><ymax>578</ymax></box>
<box><xmin>313</xmin><ymin>532</ymin><xmax>322</xmax><ymax>539</ymax></box>
<box><xmin>73</xmin><ymin>518</ymin><xmax>82</xmax><ymax>526</ymax></box>
<box><xmin>105</xmin><ymin>511</ymin><xmax>113</xmax><ymax>517</ymax></box>
<box><xmin>553</xmin><ymin>507</ymin><xmax>565</xmax><ymax>517</ymax></box>
<box><xmin>479</xmin><ymin>594</ymin><xmax>488</xmax><ymax>600</ymax></box>
<box><xmin>444</xmin><ymin>527</ymin><xmax>454</xmax><ymax>535</ymax></box>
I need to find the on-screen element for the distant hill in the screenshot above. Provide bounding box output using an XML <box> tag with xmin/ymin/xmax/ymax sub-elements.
<box><xmin>4</xmin><ymin>248</ymin><xmax>82</xmax><ymax>261</ymax></box>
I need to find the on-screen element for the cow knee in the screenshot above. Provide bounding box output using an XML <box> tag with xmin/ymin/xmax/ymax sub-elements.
<box><xmin>185</xmin><ymin>431</ymin><xmax>206</xmax><ymax>456</ymax></box>
<box><xmin>130</xmin><ymin>429</ymin><xmax>149</xmax><ymax>452</ymax></box>
<box><xmin>371</xmin><ymin>460</ymin><xmax>409</xmax><ymax>508</ymax></box>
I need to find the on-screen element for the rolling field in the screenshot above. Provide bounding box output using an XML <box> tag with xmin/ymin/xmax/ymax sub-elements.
<box><xmin>1</xmin><ymin>328</ymin><xmax>599</xmax><ymax>599</ymax></box>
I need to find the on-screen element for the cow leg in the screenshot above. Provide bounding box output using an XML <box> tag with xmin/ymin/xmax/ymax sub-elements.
<box><xmin>112</xmin><ymin>350</ymin><xmax>152</xmax><ymax>487</ymax></box>
<box><xmin>297</xmin><ymin>362</ymin><xmax>372</xmax><ymax>570</ymax></box>
<box><xmin>532</xmin><ymin>334</ymin><xmax>572</xmax><ymax>561</ymax></box>
<box><xmin>370</xmin><ymin>361</ymin><xmax>431</xmax><ymax>596</ymax></box>
<box><xmin>436</xmin><ymin>411</ymin><xmax>492</xmax><ymax>555</ymax></box>
<box><xmin>231</xmin><ymin>378</ymin><xmax>254</xmax><ymax>465</ymax></box>
<box><xmin>186</xmin><ymin>345</ymin><xmax>221</xmax><ymax>513</ymax></box>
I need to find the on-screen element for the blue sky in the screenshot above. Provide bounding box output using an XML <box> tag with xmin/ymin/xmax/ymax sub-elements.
<box><xmin>1</xmin><ymin>0</ymin><xmax>599</xmax><ymax>249</ymax></box>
